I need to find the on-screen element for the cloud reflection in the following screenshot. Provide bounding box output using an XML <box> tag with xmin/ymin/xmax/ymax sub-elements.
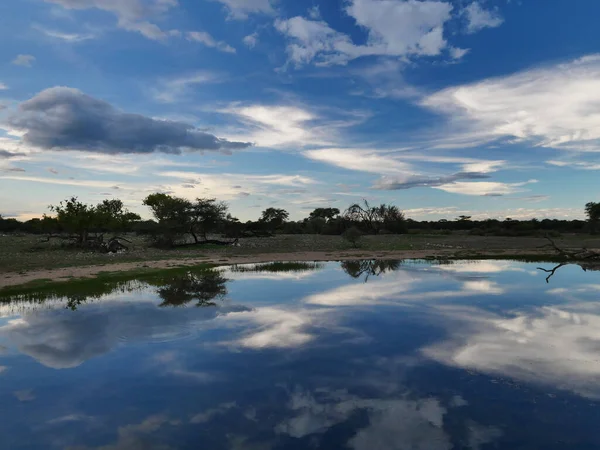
<box><xmin>424</xmin><ymin>301</ymin><xmax>600</xmax><ymax>399</ymax></box>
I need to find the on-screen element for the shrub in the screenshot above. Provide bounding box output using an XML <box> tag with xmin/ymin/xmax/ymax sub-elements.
<box><xmin>342</xmin><ymin>226</ymin><xmax>362</xmax><ymax>248</ymax></box>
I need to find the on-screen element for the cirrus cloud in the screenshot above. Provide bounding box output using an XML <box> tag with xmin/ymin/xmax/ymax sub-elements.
<box><xmin>421</xmin><ymin>55</ymin><xmax>600</xmax><ymax>152</ymax></box>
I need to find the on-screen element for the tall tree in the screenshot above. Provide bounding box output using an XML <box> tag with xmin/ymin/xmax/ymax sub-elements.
<box><xmin>585</xmin><ymin>202</ymin><xmax>600</xmax><ymax>234</ymax></box>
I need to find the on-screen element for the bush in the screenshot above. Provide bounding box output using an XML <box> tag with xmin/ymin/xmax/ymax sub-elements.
<box><xmin>342</xmin><ymin>227</ymin><xmax>362</xmax><ymax>248</ymax></box>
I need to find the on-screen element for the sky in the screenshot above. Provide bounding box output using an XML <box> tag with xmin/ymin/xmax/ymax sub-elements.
<box><xmin>1</xmin><ymin>0</ymin><xmax>599</xmax><ymax>222</ymax></box>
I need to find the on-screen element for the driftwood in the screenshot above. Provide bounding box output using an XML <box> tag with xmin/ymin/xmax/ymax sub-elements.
<box><xmin>537</xmin><ymin>235</ymin><xmax>600</xmax><ymax>282</ymax></box>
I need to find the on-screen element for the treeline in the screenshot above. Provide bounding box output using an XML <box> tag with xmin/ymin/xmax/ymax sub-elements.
<box><xmin>1</xmin><ymin>196</ymin><xmax>599</xmax><ymax>247</ymax></box>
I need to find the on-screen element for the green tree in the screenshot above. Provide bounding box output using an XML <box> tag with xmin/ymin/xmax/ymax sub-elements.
<box><xmin>143</xmin><ymin>193</ymin><xmax>192</xmax><ymax>246</ymax></box>
<box><xmin>585</xmin><ymin>202</ymin><xmax>600</xmax><ymax>234</ymax></box>
<box><xmin>49</xmin><ymin>197</ymin><xmax>98</xmax><ymax>245</ymax></box>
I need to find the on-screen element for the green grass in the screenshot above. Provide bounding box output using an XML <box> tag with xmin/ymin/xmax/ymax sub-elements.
<box><xmin>0</xmin><ymin>263</ymin><xmax>216</xmax><ymax>301</ymax></box>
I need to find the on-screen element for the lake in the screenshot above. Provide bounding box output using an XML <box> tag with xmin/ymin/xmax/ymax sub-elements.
<box><xmin>1</xmin><ymin>259</ymin><xmax>599</xmax><ymax>450</ymax></box>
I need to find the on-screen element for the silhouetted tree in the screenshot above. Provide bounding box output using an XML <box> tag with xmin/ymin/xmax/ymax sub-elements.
<box><xmin>344</xmin><ymin>200</ymin><xmax>406</xmax><ymax>234</ymax></box>
<box><xmin>260</xmin><ymin>208</ymin><xmax>289</xmax><ymax>231</ymax></box>
<box><xmin>585</xmin><ymin>202</ymin><xmax>600</xmax><ymax>234</ymax></box>
<box><xmin>189</xmin><ymin>198</ymin><xmax>229</xmax><ymax>242</ymax></box>
<box><xmin>308</xmin><ymin>208</ymin><xmax>340</xmax><ymax>222</ymax></box>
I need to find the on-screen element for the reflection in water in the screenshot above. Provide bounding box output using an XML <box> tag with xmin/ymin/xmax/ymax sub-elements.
<box><xmin>154</xmin><ymin>271</ymin><xmax>228</xmax><ymax>307</ymax></box>
<box><xmin>0</xmin><ymin>268</ymin><xmax>229</xmax><ymax>311</ymax></box>
<box><xmin>1</xmin><ymin>260</ymin><xmax>600</xmax><ymax>449</ymax></box>
<box><xmin>340</xmin><ymin>259</ymin><xmax>402</xmax><ymax>281</ymax></box>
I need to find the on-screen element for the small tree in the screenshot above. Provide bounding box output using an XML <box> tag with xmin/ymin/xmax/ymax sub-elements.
<box><xmin>49</xmin><ymin>197</ymin><xmax>98</xmax><ymax>245</ymax></box>
<box><xmin>585</xmin><ymin>202</ymin><xmax>600</xmax><ymax>234</ymax></box>
<box><xmin>342</xmin><ymin>226</ymin><xmax>362</xmax><ymax>248</ymax></box>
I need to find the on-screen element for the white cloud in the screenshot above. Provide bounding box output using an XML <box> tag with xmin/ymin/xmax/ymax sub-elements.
<box><xmin>152</xmin><ymin>71</ymin><xmax>221</xmax><ymax>103</ymax></box>
<box><xmin>32</xmin><ymin>24</ymin><xmax>96</xmax><ymax>42</ymax></box>
<box><xmin>547</xmin><ymin>159</ymin><xmax>600</xmax><ymax>170</ymax></box>
<box><xmin>0</xmin><ymin>82</ymin><xmax>7</xmax><ymax>90</ymax></box>
<box><xmin>243</xmin><ymin>32</ymin><xmax>259</xmax><ymax>48</ymax></box>
<box><xmin>156</xmin><ymin>171</ymin><xmax>319</xmax><ymax>201</ymax></box>
<box><xmin>186</xmin><ymin>31</ymin><xmax>236</xmax><ymax>53</ymax></box>
<box><xmin>434</xmin><ymin>179</ymin><xmax>538</xmax><ymax>196</ymax></box>
<box><xmin>276</xmin><ymin>0</ymin><xmax>456</xmax><ymax>67</ymax></box>
<box><xmin>214</xmin><ymin>0</ymin><xmax>274</xmax><ymax>19</ymax></box>
<box><xmin>421</xmin><ymin>55</ymin><xmax>600</xmax><ymax>152</ymax></box>
<box><xmin>464</xmin><ymin>2</ymin><xmax>504</xmax><ymax>34</ymax></box>
<box><xmin>43</xmin><ymin>0</ymin><xmax>179</xmax><ymax>41</ymax></box>
<box><xmin>12</xmin><ymin>54</ymin><xmax>36</xmax><ymax>67</ymax></box>
<box><xmin>449</xmin><ymin>46</ymin><xmax>470</xmax><ymax>60</ymax></box>
<box><xmin>222</xmin><ymin>104</ymin><xmax>319</xmax><ymax>147</ymax></box>
<box><xmin>304</xmin><ymin>148</ymin><xmax>412</xmax><ymax>175</ymax></box>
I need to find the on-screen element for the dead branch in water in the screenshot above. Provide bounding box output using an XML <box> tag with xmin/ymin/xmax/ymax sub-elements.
<box><xmin>537</xmin><ymin>235</ymin><xmax>600</xmax><ymax>282</ymax></box>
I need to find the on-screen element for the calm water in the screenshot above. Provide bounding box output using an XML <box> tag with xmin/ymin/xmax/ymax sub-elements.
<box><xmin>1</xmin><ymin>260</ymin><xmax>600</xmax><ymax>450</ymax></box>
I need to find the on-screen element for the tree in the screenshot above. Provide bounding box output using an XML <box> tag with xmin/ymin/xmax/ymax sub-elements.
<box><xmin>143</xmin><ymin>193</ymin><xmax>192</xmax><ymax>247</ymax></box>
<box><xmin>344</xmin><ymin>200</ymin><xmax>406</xmax><ymax>234</ymax></box>
<box><xmin>95</xmin><ymin>199</ymin><xmax>141</xmax><ymax>233</ymax></box>
<box><xmin>308</xmin><ymin>208</ymin><xmax>340</xmax><ymax>222</ymax></box>
<box><xmin>47</xmin><ymin>197</ymin><xmax>138</xmax><ymax>250</ymax></box>
<box><xmin>189</xmin><ymin>198</ymin><xmax>229</xmax><ymax>242</ymax></box>
<box><xmin>585</xmin><ymin>202</ymin><xmax>600</xmax><ymax>234</ymax></box>
<box><xmin>143</xmin><ymin>193</ymin><xmax>233</xmax><ymax>246</ymax></box>
<box><xmin>260</xmin><ymin>208</ymin><xmax>289</xmax><ymax>229</ymax></box>
<box><xmin>49</xmin><ymin>197</ymin><xmax>98</xmax><ymax>245</ymax></box>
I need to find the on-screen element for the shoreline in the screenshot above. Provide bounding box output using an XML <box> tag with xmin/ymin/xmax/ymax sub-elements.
<box><xmin>0</xmin><ymin>249</ymin><xmax>566</xmax><ymax>290</ymax></box>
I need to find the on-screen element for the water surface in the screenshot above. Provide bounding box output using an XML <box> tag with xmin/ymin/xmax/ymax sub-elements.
<box><xmin>1</xmin><ymin>260</ymin><xmax>599</xmax><ymax>450</ymax></box>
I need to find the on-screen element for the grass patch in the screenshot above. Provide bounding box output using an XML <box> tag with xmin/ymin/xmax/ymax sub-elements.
<box><xmin>0</xmin><ymin>263</ymin><xmax>216</xmax><ymax>301</ymax></box>
<box><xmin>230</xmin><ymin>261</ymin><xmax>323</xmax><ymax>273</ymax></box>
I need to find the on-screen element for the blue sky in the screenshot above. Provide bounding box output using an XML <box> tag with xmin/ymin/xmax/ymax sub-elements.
<box><xmin>1</xmin><ymin>0</ymin><xmax>599</xmax><ymax>221</ymax></box>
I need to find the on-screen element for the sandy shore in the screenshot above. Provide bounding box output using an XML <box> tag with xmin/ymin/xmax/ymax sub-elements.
<box><xmin>0</xmin><ymin>248</ymin><xmax>560</xmax><ymax>289</ymax></box>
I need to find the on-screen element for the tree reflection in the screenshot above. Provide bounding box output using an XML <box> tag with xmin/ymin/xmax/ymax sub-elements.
<box><xmin>341</xmin><ymin>260</ymin><xmax>402</xmax><ymax>282</ymax></box>
<box><xmin>538</xmin><ymin>261</ymin><xmax>600</xmax><ymax>283</ymax></box>
<box><xmin>154</xmin><ymin>271</ymin><xmax>228</xmax><ymax>307</ymax></box>
<box><xmin>0</xmin><ymin>268</ymin><xmax>228</xmax><ymax>311</ymax></box>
